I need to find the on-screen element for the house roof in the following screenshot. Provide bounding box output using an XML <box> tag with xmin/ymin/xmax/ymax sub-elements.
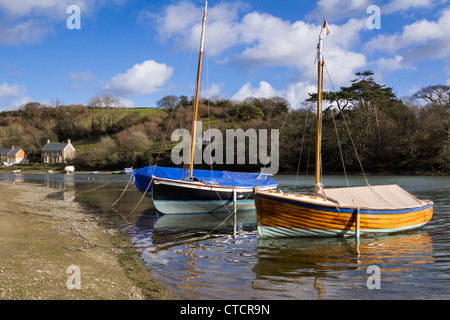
<box><xmin>0</xmin><ymin>148</ymin><xmax>10</xmax><ymax>155</ymax></box>
<box><xmin>0</xmin><ymin>147</ymin><xmax>23</xmax><ymax>156</ymax></box>
<box><xmin>41</xmin><ymin>142</ymin><xmax>75</xmax><ymax>151</ymax></box>
<box><xmin>8</xmin><ymin>149</ymin><xmax>22</xmax><ymax>156</ymax></box>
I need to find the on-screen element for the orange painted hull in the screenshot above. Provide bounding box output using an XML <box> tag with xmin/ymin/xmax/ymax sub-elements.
<box><xmin>255</xmin><ymin>191</ymin><xmax>433</xmax><ymax>238</ymax></box>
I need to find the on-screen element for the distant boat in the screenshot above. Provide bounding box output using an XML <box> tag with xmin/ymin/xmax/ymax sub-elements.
<box><xmin>63</xmin><ymin>166</ymin><xmax>75</xmax><ymax>173</ymax></box>
<box><xmin>91</xmin><ymin>171</ymin><xmax>98</xmax><ymax>174</ymax></box>
<box><xmin>12</xmin><ymin>169</ymin><xmax>20</xmax><ymax>173</ymax></box>
<box><xmin>122</xmin><ymin>167</ymin><xmax>133</xmax><ymax>174</ymax></box>
<box><xmin>254</xmin><ymin>20</ymin><xmax>433</xmax><ymax>238</ymax></box>
<box><xmin>133</xmin><ymin>1</ymin><xmax>278</xmax><ymax>215</ymax></box>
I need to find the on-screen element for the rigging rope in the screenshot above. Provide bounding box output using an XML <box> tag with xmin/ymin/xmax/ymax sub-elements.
<box><xmin>255</xmin><ymin>110</ymin><xmax>290</xmax><ymax>188</ymax></box>
<box><xmin>331</xmin><ymin>107</ymin><xmax>349</xmax><ymax>187</ymax></box>
<box><xmin>322</xmin><ymin>59</ymin><xmax>370</xmax><ymax>186</ymax></box>
<box><xmin>295</xmin><ymin>110</ymin><xmax>310</xmax><ymax>191</ymax></box>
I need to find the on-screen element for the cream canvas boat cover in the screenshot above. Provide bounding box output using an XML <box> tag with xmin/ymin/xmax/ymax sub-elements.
<box><xmin>321</xmin><ymin>184</ymin><xmax>431</xmax><ymax>209</ymax></box>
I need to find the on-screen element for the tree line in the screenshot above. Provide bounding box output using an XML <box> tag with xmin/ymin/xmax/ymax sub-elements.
<box><xmin>0</xmin><ymin>72</ymin><xmax>448</xmax><ymax>174</ymax></box>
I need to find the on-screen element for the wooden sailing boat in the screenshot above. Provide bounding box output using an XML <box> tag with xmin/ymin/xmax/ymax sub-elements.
<box><xmin>254</xmin><ymin>20</ymin><xmax>433</xmax><ymax>238</ymax></box>
<box><xmin>133</xmin><ymin>1</ymin><xmax>278</xmax><ymax>214</ymax></box>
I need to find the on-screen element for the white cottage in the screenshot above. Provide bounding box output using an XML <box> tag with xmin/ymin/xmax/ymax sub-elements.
<box><xmin>41</xmin><ymin>139</ymin><xmax>76</xmax><ymax>163</ymax></box>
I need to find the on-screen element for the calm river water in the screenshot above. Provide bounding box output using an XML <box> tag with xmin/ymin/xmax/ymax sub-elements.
<box><xmin>1</xmin><ymin>173</ymin><xmax>449</xmax><ymax>299</ymax></box>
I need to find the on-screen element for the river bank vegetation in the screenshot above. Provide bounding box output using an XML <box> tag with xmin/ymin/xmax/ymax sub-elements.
<box><xmin>0</xmin><ymin>71</ymin><xmax>448</xmax><ymax>175</ymax></box>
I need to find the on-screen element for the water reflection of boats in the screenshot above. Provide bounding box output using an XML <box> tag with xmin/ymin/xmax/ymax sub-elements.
<box><xmin>141</xmin><ymin>210</ymin><xmax>260</xmax><ymax>296</ymax></box>
<box><xmin>153</xmin><ymin>211</ymin><xmax>256</xmax><ymax>236</ymax></box>
<box><xmin>44</xmin><ymin>174</ymin><xmax>75</xmax><ymax>200</ymax></box>
<box><xmin>5</xmin><ymin>173</ymin><xmax>24</xmax><ymax>183</ymax></box>
<box><xmin>252</xmin><ymin>230</ymin><xmax>433</xmax><ymax>298</ymax></box>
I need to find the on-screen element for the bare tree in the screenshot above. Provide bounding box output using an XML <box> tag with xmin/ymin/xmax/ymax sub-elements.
<box><xmin>413</xmin><ymin>85</ymin><xmax>450</xmax><ymax>106</ymax></box>
<box><xmin>88</xmin><ymin>94</ymin><xmax>123</xmax><ymax>108</ymax></box>
<box><xmin>413</xmin><ymin>85</ymin><xmax>450</xmax><ymax>171</ymax></box>
<box><xmin>50</xmin><ymin>97</ymin><xmax>63</xmax><ymax>108</ymax></box>
<box><xmin>157</xmin><ymin>95</ymin><xmax>180</xmax><ymax>111</ymax></box>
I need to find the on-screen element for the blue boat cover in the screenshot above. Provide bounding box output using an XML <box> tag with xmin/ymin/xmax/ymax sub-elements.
<box><xmin>133</xmin><ymin>166</ymin><xmax>278</xmax><ymax>192</ymax></box>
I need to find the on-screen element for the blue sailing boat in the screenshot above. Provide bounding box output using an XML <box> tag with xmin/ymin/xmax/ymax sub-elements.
<box><xmin>133</xmin><ymin>2</ymin><xmax>278</xmax><ymax>214</ymax></box>
<box><xmin>133</xmin><ymin>166</ymin><xmax>277</xmax><ymax>214</ymax></box>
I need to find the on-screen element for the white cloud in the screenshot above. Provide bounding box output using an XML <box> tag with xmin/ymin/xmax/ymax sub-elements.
<box><xmin>0</xmin><ymin>19</ymin><xmax>51</xmax><ymax>45</ymax></box>
<box><xmin>382</xmin><ymin>0</ymin><xmax>433</xmax><ymax>14</ymax></box>
<box><xmin>231</xmin><ymin>81</ymin><xmax>278</xmax><ymax>101</ymax></box>
<box><xmin>0</xmin><ymin>0</ymin><xmax>75</xmax><ymax>17</ymax></box>
<box><xmin>237</xmin><ymin>13</ymin><xmax>313</xmax><ymax>67</ymax></box>
<box><xmin>308</xmin><ymin>0</ymin><xmax>434</xmax><ymax>21</ymax></box>
<box><xmin>151</xmin><ymin>2</ymin><xmax>366</xmax><ymax>63</ymax></box>
<box><xmin>118</xmin><ymin>98</ymin><xmax>135</xmax><ymax>108</ymax></box>
<box><xmin>9</xmin><ymin>96</ymin><xmax>33</xmax><ymax>109</ymax></box>
<box><xmin>231</xmin><ymin>80</ymin><xmax>318</xmax><ymax>109</ymax></box>
<box><xmin>151</xmin><ymin>1</ymin><xmax>369</xmax><ymax>105</ymax></box>
<box><xmin>307</xmin><ymin>0</ymin><xmax>370</xmax><ymax>22</ymax></box>
<box><xmin>67</xmin><ymin>71</ymin><xmax>95</xmax><ymax>81</ymax></box>
<box><xmin>202</xmin><ymin>83</ymin><xmax>223</xmax><ymax>99</ymax></box>
<box><xmin>285</xmin><ymin>81</ymin><xmax>318</xmax><ymax>109</ymax></box>
<box><xmin>0</xmin><ymin>0</ymin><xmax>122</xmax><ymax>18</ymax></box>
<box><xmin>0</xmin><ymin>0</ymin><xmax>78</xmax><ymax>44</ymax></box>
<box><xmin>365</xmin><ymin>9</ymin><xmax>450</xmax><ymax>62</ymax></box>
<box><xmin>367</xmin><ymin>19</ymin><xmax>444</xmax><ymax>53</ymax></box>
<box><xmin>0</xmin><ymin>82</ymin><xmax>32</xmax><ymax>110</ymax></box>
<box><xmin>152</xmin><ymin>1</ymin><xmax>199</xmax><ymax>39</ymax></box>
<box><xmin>0</xmin><ymin>0</ymin><xmax>125</xmax><ymax>45</ymax></box>
<box><xmin>152</xmin><ymin>1</ymin><xmax>450</xmax><ymax>105</ymax></box>
<box><xmin>153</xmin><ymin>2</ymin><xmax>366</xmax><ymax>83</ymax></box>
<box><xmin>323</xmin><ymin>48</ymin><xmax>367</xmax><ymax>85</ymax></box>
<box><xmin>146</xmin><ymin>1</ymin><xmax>245</xmax><ymax>56</ymax></box>
<box><xmin>0</xmin><ymin>82</ymin><xmax>26</xmax><ymax>100</ymax></box>
<box><xmin>371</xmin><ymin>55</ymin><xmax>415</xmax><ymax>73</ymax></box>
<box><xmin>235</xmin><ymin>14</ymin><xmax>366</xmax><ymax>85</ymax></box>
<box><xmin>67</xmin><ymin>71</ymin><xmax>96</xmax><ymax>91</ymax></box>
<box><xmin>104</xmin><ymin>60</ymin><xmax>173</xmax><ymax>96</ymax></box>
<box><xmin>201</xmin><ymin>2</ymin><xmax>245</xmax><ymax>56</ymax></box>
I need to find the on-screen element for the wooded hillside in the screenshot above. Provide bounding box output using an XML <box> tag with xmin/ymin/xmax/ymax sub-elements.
<box><xmin>0</xmin><ymin>72</ymin><xmax>448</xmax><ymax>174</ymax></box>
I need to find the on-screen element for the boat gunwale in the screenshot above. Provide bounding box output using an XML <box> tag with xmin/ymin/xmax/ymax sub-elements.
<box><xmin>152</xmin><ymin>176</ymin><xmax>278</xmax><ymax>192</ymax></box>
<box><xmin>254</xmin><ymin>190</ymin><xmax>434</xmax><ymax>213</ymax></box>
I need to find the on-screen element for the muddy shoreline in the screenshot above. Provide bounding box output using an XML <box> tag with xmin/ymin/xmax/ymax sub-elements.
<box><xmin>0</xmin><ymin>181</ymin><xmax>174</xmax><ymax>300</ymax></box>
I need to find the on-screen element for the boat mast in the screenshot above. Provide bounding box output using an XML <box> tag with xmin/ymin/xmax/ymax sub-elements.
<box><xmin>189</xmin><ymin>1</ymin><xmax>207</xmax><ymax>180</ymax></box>
<box><xmin>315</xmin><ymin>23</ymin><xmax>324</xmax><ymax>194</ymax></box>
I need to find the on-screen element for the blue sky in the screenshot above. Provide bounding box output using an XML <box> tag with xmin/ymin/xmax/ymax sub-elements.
<box><xmin>0</xmin><ymin>0</ymin><xmax>449</xmax><ymax>111</ymax></box>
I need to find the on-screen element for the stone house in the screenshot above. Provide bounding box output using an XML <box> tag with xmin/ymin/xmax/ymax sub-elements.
<box><xmin>0</xmin><ymin>146</ymin><xmax>27</xmax><ymax>165</ymax></box>
<box><xmin>41</xmin><ymin>139</ymin><xmax>76</xmax><ymax>163</ymax></box>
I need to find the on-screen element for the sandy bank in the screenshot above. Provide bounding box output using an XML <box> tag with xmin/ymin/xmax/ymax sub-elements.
<box><xmin>0</xmin><ymin>181</ymin><xmax>174</xmax><ymax>300</ymax></box>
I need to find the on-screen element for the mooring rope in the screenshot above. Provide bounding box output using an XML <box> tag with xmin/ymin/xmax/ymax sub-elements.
<box><xmin>111</xmin><ymin>172</ymin><xmax>133</xmax><ymax>207</ymax></box>
<box><xmin>128</xmin><ymin>176</ymin><xmax>153</xmax><ymax>216</ymax></box>
<box><xmin>73</xmin><ymin>182</ymin><xmax>112</xmax><ymax>199</ymax></box>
